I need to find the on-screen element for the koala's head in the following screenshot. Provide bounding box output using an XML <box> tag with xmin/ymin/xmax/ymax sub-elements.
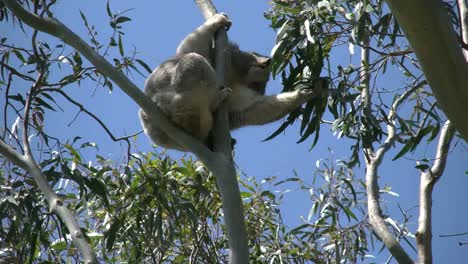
<box><xmin>229</xmin><ymin>44</ymin><xmax>271</xmax><ymax>94</ymax></box>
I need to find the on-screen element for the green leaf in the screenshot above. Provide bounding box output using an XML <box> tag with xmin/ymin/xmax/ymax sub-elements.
<box><xmin>263</xmin><ymin>118</ymin><xmax>292</xmax><ymax>141</ymax></box>
<box><xmin>51</xmin><ymin>239</ymin><xmax>67</xmax><ymax>251</ymax></box>
<box><xmin>115</xmin><ymin>16</ymin><xmax>131</xmax><ymax>24</ymax></box>
<box><xmin>260</xmin><ymin>190</ymin><xmax>276</xmax><ymax>200</ymax></box>
<box><xmin>12</xmin><ymin>50</ymin><xmax>25</xmax><ymax>63</ymax></box>
<box><xmin>105</xmin><ymin>218</ymin><xmax>121</xmax><ymax>251</ymax></box>
<box><xmin>415</xmin><ymin>164</ymin><xmax>429</xmax><ymax>171</ymax></box>
<box><xmin>392</xmin><ymin>141</ymin><xmax>414</xmax><ymax>161</ymax></box>
<box><xmin>79</xmin><ymin>10</ymin><xmax>88</xmax><ymax>26</ymax></box>
<box><xmin>64</xmin><ymin>144</ymin><xmax>82</xmax><ymax>162</ymax></box>
<box><xmin>341</xmin><ymin>178</ymin><xmax>357</xmax><ymax>203</ymax></box>
<box><xmin>240</xmin><ymin>191</ymin><xmax>252</xmax><ymax>198</ymax></box>
<box><xmin>106</xmin><ymin>0</ymin><xmax>113</xmax><ymax>17</ymax></box>
<box><xmin>118</xmin><ymin>34</ymin><xmax>124</xmax><ymax>56</ymax></box>
<box><xmin>136</xmin><ymin>59</ymin><xmax>153</xmax><ymax>73</ymax></box>
<box><xmin>8</xmin><ymin>94</ymin><xmax>25</xmax><ymax>105</ymax></box>
<box><xmin>34</xmin><ymin>97</ymin><xmax>56</xmax><ymax>111</ymax></box>
<box><xmin>85</xmin><ymin>178</ymin><xmax>109</xmax><ymax>206</ymax></box>
<box><xmin>273</xmin><ymin>177</ymin><xmax>300</xmax><ymax>186</ymax></box>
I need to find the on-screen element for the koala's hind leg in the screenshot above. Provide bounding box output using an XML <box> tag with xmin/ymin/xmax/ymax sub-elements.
<box><xmin>169</xmin><ymin>53</ymin><xmax>223</xmax><ymax>144</ymax></box>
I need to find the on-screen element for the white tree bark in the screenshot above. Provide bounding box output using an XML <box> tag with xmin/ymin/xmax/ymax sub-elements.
<box><xmin>360</xmin><ymin>42</ymin><xmax>415</xmax><ymax>264</ymax></box>
<box><xmin>416</xmin><ymin>121</ymin><xmax>455</xmax><ymax>264</ymax></box>
<box><xmin>385</xmin><ymin>0</ymin><xmax>468</xmax><ymax>140</ymax></box>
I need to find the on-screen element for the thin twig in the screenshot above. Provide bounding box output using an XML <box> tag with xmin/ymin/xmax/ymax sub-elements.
<box><xmin>39</xmin><ymin>88</ymin><xmax>142</xmax><ymax>158</ymax></box>
<box><xmin>440</xmin><ymin>231</ymin><xmax>468</xmax><ymax>238</ymax></box>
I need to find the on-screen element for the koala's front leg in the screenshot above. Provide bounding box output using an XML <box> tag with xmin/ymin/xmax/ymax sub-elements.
<box><xmin>229</xmin><ymin>78</ymin><xmax>328</xmax><ymax>129</ymax></box>
<box><xmin>176</xmin><ymin>13</ymin><xmax>232</xmax><ymax>57</ymax></box>
<box><xmin>205</xmin><ymin>13</ymin><xmax>232</xmax><ymax>32</ymax></box>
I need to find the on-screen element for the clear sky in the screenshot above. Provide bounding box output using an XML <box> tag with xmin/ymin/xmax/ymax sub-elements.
<box><xmin>3</xmin><ymin>0</ymin><xmax>467</xmax><ymax>262</ymax></box>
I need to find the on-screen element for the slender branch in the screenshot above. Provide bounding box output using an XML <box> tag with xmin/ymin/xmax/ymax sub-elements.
<box><xmin>194</xmin><ymin>1</ymin><xmax>250</xmax><ymax>263</ymax></box>
<box><xmin>2</xmin><ymin>73</ymin><xmax>13</xmax><ymax>140</ymax></box>
<box><xmin>0</xmin><ymin>139</ymin><xmax>28</xmax><ymax>168</ymax></box>
<box><xmin>440</xmin><ymin>231</ymin><xmax>468</xmax><ymax>238</ymax></box>
<box><xmin>361</xmin><ymin>33</ymin><xmax>414</xmax><ymax>264</ymax></box>
<box><xmin>416</xmin><ymin>121</ymin><xmax>455</xmax><ymax>264</ymax></box>
<box><xmin>359</xmin><ymin>44</ymin><xmax>413</xmax><ymax>57</ymax></box>
<box><xmin>457</xmin><ymin>0</ymin><xmax>468</xmax><ymax>54</ymax></box>
<box><xmin>19</xmin><ymin>72</ymin><xmax>98</xmax><ymax>263</ymax></box>
<box><xmin>39</xmin><ymin>88</ymin><xmax>141</xmax><ymax>157</ymax></box>
<box><xmin>0</xmin><ymin>61</ymin><xmax>36</xmax><ymax>82</ymax></box>
<box><xmin>375</xmin><ymin>81</ymin><xmax>425</xmax><ymax>164</ymax></box>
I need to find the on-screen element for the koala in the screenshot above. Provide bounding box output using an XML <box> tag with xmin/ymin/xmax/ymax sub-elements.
<box><xmin>139</xmin><ymin>13</ymin><xmax>325</xmax><ymax>151</ymax></box>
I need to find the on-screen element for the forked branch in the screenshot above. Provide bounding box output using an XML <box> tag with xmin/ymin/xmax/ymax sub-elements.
<box><xmin>416</xmin><ymin>121</ymin><xmax>455</xmax><ymax>264</ymax></box>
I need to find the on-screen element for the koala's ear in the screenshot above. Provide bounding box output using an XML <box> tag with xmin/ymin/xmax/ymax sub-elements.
<box><xmin>260</xmin><ymin>57</ymin><xmax>271</xmax><ymax>67</ymax></box>
<box><xmin>258</xmin><ymin>57</ymin><xmax>271</xmax><ymax>68</ymax></box>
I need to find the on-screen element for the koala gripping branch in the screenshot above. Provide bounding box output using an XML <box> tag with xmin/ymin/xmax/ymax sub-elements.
<box><xmin>193</xmin><ymin>1</ymin><xmax>250</xmax><ymax>264</ymax></box>
<box><xmin>3</xmin><ymin>0</ymin><xmax>249</xmax><ymax>263</ymax></box>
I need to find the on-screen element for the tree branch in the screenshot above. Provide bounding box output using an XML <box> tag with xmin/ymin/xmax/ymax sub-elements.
<box><xmin>457</xmin><ymin>0</ymin><xmax>468</xmax><ymax>53</ymax></box>
<box><xmin>39</xmin><ymin>88</ymin><xmax>141</xmax><ymax>159</ymax></box>
<box><xmin>385</xmin><ymin>0</ymin><xmax>468</xmax><ymax>140</ymax></box>
<box><xmin>22</xmin><ymin>72</ymin><xmax>98</xmax><ymax>263</ymax></box>
<box><xmin>361</xmin><ymin>34</ymin><xmax>414</xmax><ymax>264</ymax></box>
<box><xmin>194</xmin><ymin>1</ymin><xmax>249</xmax><ymax>263</ymax></box>
<box><xmin>375</xmin><ymin>81</ymin><xmax>425</xmax><ymax>164</ymax></box>
<box><xmin>416</xmin><ymin>120</ymin><xmax>455</xmax><ymax>264</ymax></box>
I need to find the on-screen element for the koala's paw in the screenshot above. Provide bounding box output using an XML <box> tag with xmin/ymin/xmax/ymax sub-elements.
<box><xmin>298</xmin><ymin>87</ymin><xmax>319</xmax><ymax>99</ymax></box>
<box><xmin>315</xmin><ymin>77</ymin><xmax>329</xmax><ymax>94</ymax></box>
<box><xmin>209</xmin><ymin>13</ymin><xmax>232</xmax><ymax>31</ymax></box>
<box><xmin>218</xmin><ymin>86</ymin><xmax>232</xmax><ymax>101</ymax></box>
<box><xmin>298</xmin><ymin>78</ymin><xmax>329</xmax><ymax>100</ymax></box>
<box><xmin>212</xmin><ymin>86</ymin><xmax>232</xmax><ymax>109</ymax></box>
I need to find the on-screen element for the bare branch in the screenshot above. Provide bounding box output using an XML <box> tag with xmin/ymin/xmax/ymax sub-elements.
<box><xmin>416</xmin><ymin>121</ymin><xmax>455</xmax><ymax>264</ymax></box>
<box><xmin>457</xmin><ymin>0</ymin><xmax>468</xmax><ymax>52</ymax></box>
<box><xmin>361</xmin><ymin>34</ymin><xmax>414</xmax><ymax>264</ymax></box>
<box><xmin>0</xmin><ymin>139</ymin><xmax>27</xmax><ymax>168</ymax></box>
<box><xmin>39</xmin><ymin>88</ymin><xmax>141</xmax><ymax>158</ymax></box>
<box><xmin>18</xmin><ymin>72</ymin><xmax>99</xmax><ymax>263</ymax></box>
<box><xmin>430</xmin><ymin>121</ymin><xmax>456</xmax><ymax>178</ymax></box>
<box><xmin>374</xmin><ymin>81</ymin><xmax>426</xmax><ymax>164</ymax></box>
<box><xmin>440</xmin><ymin>231</ymin><xmax>468</xmax><ymax>238</ymax></box>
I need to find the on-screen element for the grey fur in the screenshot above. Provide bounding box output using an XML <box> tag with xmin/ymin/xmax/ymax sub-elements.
<box><xmin>139</xmin><ymin>13</ymin><xmax>325</xmax><ymax>151</ymax></box>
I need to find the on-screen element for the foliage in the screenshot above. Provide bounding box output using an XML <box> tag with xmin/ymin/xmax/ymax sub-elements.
<box><xmin>265</xmin><ymin>0</ymin><xmax>452</xmax><ymax>166</ymax></box>
<box><xmin>0</xmin><ymin>0</ymin><xmax>464</xmax><ymax>263</ymax></box>
<box><xmin>1</xmin><ymin>141</ymin><xmax>372</xmax><ymax>263</ymax></box>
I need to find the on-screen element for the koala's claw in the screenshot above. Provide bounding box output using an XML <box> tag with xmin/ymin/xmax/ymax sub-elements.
<box><xmin>219</xmin><ymin>87</ymin><xmax>232</xmax><ymax>101</ymax></box>
<box><xmin>209</xmin><ymin>12</ymin><xmax>232</xmax><ymax>31</ymax></box>
<box><xmin>298</xmin><ymin>78</ymin><xmax>329</xmax><ymax>99</ymax></box>
<box><xmin>212</xmin><ymin>87</ymin><xmax>232</xmax><ymax>109</ymax></box>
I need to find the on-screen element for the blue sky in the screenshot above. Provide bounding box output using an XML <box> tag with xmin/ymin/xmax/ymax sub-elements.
<box><xmin>2</xmin><ymin>0</ymin><xmax>467</xmax><ymax>262</ymax></box>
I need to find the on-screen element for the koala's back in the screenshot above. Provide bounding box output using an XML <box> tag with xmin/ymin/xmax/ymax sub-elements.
<box><xmin>140</xmin><ymin>53</ymin><xmax>219</xmax><ymax>151</ymax></box>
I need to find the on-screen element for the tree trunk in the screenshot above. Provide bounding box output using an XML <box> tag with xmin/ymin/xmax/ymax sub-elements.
<box><xmin>385</xmin><ymin>0</ymin><xmax>468</xmax><ymax>140</ymax></box>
